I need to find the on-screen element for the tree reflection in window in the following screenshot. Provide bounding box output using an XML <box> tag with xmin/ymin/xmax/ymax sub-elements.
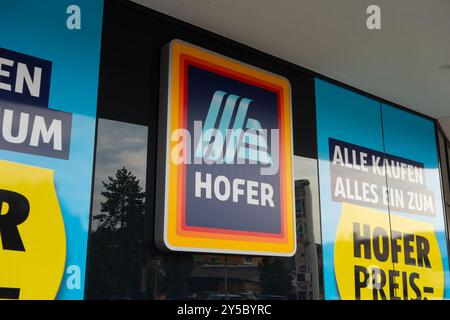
<box><xmin>90</xmin><ymin>168</ymin><xmax>145</xmax><ymax>298</ymax></box>
<box><xmin>86</xmin><ymin>119</ymin><xmax>324</xmax><ymax>300</ymax></box>
<box><xmin>87</xmin><ymin>119</ymin><xmax>148</xmax><ymax>300</ymax></box>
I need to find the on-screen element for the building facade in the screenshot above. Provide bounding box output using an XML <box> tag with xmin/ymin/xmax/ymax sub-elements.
<box><xmin>1</xmin><ymin>0</ymin><xmax>450</xmax><ymax>300</ymax></box>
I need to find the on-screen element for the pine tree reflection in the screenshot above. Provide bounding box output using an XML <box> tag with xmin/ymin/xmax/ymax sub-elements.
<box><xmin>88</xmin><ymin>167</ymin><xmax>147</xmax><ymax>299</ymax></box>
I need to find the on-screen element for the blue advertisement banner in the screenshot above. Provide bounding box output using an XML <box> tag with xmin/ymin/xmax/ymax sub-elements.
<box><xmin>0</xmin><ymin>0</ymin><xmax>103</xmax><ymax>299</ymax></box>
<box><xmin>316</xmin><ymin>78</ymin><xmax>450</xmax><ymax>300</ymax></box>
<box><xmin>381</xmin><ymin>103</ymin><xmax>450</xmax><ymax>299</ymax></box>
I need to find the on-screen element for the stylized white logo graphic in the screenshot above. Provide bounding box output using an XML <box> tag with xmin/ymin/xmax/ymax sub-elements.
<box><xmin>195</xmin><ymin>90</ymin><xmax>272</xmax><ymax>165</ymax></box>
<box><xmin>171</xmin><ymin>90</ymin><xmax>280</xmax><ymax>176</ymax></box>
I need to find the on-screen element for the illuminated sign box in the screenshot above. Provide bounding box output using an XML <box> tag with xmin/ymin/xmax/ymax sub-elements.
<box><xmin>156</xmin><ymin>40</ymin><xmax>295</xmax><ymax>256</ymax></box>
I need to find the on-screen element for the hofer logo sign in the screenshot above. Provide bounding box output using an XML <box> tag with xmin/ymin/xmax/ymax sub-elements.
<box><xmin>155</xmin><ymin>40</ymin><xmax>295</xmax><ymax>256</ymax></box>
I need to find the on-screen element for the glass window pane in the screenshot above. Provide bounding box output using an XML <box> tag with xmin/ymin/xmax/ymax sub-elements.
<box><xmin>381</xmin><ymin>105</ymin><xmax>450</xmax><ymax>300</ymax></box>
<box><xmin>293</xmin><ymin>156</ymin><xmax>323</xmax><ymax>299</ymax></box>
<box><xmin>447</xmin><ymin>143</ymin><xmax>450</xmax><ymax>202</ymax></box>
<box><xmin>315</xmin><ymin>79</ymin><xmax>389</xmax><ymax>300</ymax></box>
<box><xmin>153</xmin><ymin>253</ymin><xmax>225</xmax><ymax>300</ymax></box>
<box><xmin>87</xmin><ymin>118</ymin><xmax>148</xmax><ymax>299</ymax></box>
<box><xmin>192</xmin><ymin>156</ymin><xmax>325</xmax><ymax>300</ymax></box>
<box><xmin>438</xmin><ymin>131</ymin><xmax>450</xmax><ymax>203</ymax></box>
<box><xmin>147</xmin><ymin>156</ymin><xmax>324</xmax><ymax>300</ymax></box>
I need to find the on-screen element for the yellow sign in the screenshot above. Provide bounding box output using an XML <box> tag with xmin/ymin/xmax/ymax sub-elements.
<box><xmin>334</xmin><ymin>203</ymin><xmax>443</xmax><ymax>300</ymax></box>
<box><xmin>0</xmin><ymin>160</ymin><xmax>66</xmax><ymax>300</ymax></box>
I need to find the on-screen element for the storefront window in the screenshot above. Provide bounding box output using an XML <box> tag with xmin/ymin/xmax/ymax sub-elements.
<box><xmin>86</xmin><ymin>0</ymin><xmax>322</xmax><ymax>300</ymax></box>
<box><xmin>438</xmin><ymin>129</ymin><xmax>450</xmax><ymax>248</ymax></box>
<box><xmin>445</xmin><ymin>140</ymin><xmax>450</xmax><ymax>247</ymax></box>
<box><xmin>438</xmin><ymin>131</ymin><xmax>450</xmax><ymax>201</ymax></box>
<box><xmin>292</xmin><ymin>156</ymin><xmax>323</xmax><ymax>299</ymax></box>
<box><xmin>86</xmin><ymin>123</ymin><xmax>324</xmax><ymax>300</ymax></box>
<box><xmin>446</xmin><ymin>143</ymin><xmax>450</xmax><ymax>202</ymax></box>
<box><xmin>316</xmin><ymin>79</ymin><xmax>450</xmax><ymax>300</ymax></box>
<box><xmin>86</xmin><ymin>119</ymin><xmax>149</xmax><ymax>299</ymax></box>
<box><xmin>145</xmin><ymin>156</ymin><xmax>323</xmax><ymax>300</ymax></box>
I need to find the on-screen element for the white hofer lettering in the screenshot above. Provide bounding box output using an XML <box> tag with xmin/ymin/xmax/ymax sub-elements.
<box><xmin>195</xmin><ymin>171</ymin><xmax>275</xmax><ymax>207</ymax></box>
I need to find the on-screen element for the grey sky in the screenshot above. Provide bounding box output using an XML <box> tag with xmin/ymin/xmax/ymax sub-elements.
<box><xmin>91</xmin><ymin>118</ymin><xmax>148</xmax><ymax>230</ymax></box>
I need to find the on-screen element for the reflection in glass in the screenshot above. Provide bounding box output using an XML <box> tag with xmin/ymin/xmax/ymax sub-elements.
<box><xmin>87</xmin><ymin>119</ymin><xmax>148</xmax><ymax>299</ymax></box>
<box><xmin>447</xmin><ymin>144</ymin><xmax>450</xmax><ymax>202</ymax></box>
<box><xmin>438</xmin><ymin>132</ymin><xmax>450</xmax><ymax>247</ymax></box>
<box><xmin>150</xmin><ymin>156</ymin><xmax>323</xmax><ymax>300</ymax></box>
<box><xmin>293</xmin><ymin>156</ymin><xmax>323</xmax><ymax>299</ymax></box>
<box><xmin>381</xmin><ymin>106</ymin><xmax>450</xmax><ymax>300</ymax></box>
<box><xmin>438</xmin><ymin>133</ymin><xmax>450</xmax><ymax>202</ymax></box>
<box><xmin>86</xmin><ymin>119</ymin><xmax>324</xmax><ymax>299</ymax></box>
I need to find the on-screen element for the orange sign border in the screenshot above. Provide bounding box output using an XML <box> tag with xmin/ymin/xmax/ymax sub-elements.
<box><xmin>158</xmin><ymin>39</ymin><xmax>296</xmax><ymax>256</ymax></box>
